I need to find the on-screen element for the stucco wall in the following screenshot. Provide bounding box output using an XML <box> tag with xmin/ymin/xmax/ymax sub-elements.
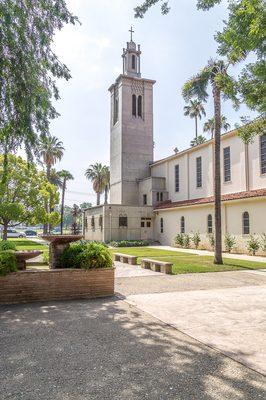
<box><xmin>151</xmin><ymin>132</ymin><xmax>266</xmax><ymax>202</ymax></box>
<box><xmin>154</xmin><ymin>198</ymin><xmax>266</xmax><ymax>255</ymax></box>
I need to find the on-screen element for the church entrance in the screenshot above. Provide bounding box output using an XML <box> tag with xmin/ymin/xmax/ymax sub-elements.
<box><xmin>140</xmin><ymin>218</ymin><xmax>153</xmax><ymax>240</ymax></box>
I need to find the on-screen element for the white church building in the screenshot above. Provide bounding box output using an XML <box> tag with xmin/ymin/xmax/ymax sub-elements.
<box><xmin>84</xmin><ymin>35</ymin><xmax>266</xmax><ymax>253</ymax></box>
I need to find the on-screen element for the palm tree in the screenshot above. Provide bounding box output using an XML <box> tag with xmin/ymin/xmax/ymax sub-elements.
<box><xmin>203</xmin><ymin>116</ymin><xmax>231</xmax><ymax>139</ymax></box>
<box><xmin>85</xmin><ymin>163</ymin><xmax>106</xmax><ymax>205</ymax></box>
<box><xmin>38</xmin><ymin>134</ymin><xmax>64</xmax><ymax>181</ymax></box>
<box><xmin>49</xmin><ymin>169</ymin><xmax>63</xmax><ymax>188</ymax></box>
<box><xmin>58</xmin><ymin>170</ymin><xmax>74</xmax><ymax>234</ymax></box>
<box><xmin>38</xmin><ymin>134</ymin><xmax>64</xmax><ymax>233</ymax></box>
<box><xmin>183</xmin><ymin>59</ymin><xmax>238</xmax><ymax>264</ymax></box>
<box><xmin>184</xmin><ymin>99</ymin><xmax>206</xmax><ymax>139</ymax></box>
<box><xmin>102</xmin><ymin>166</ymin><xmax>110</xmax><ymax>204</ymax></box>
<box><xmin>190</xmin><ymin>135</ymin><xmax>207</xmax><ymax>147</ymax></box>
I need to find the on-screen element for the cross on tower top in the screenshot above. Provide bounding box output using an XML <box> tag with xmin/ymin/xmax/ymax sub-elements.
<box><xmin>129</xmin><ymin>26</ymin><xmax>134</xmax><ymax>42</ymax></box>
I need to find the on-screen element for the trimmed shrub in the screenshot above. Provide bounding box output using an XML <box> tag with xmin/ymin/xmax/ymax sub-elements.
<box><xmin>247</xmin><ymin>235</ymin><xmax>260</xmax><ymax>256</ymax></box>
<box><xmin>0</xmin><ymin>251</ymin><xmax>17</xmax><ymax>276</ymax></box>
<box><xmin>260</xmin><ymin>233</ymin><xmax>266</xmax><ymax>253</ymax></box>
<box><xmin>192</xmin><ymin>232</ymin><xmax>201</xmax><ymax>249</ymax></box>
<box><xmin>208</xmin><ymin>234</ymin><xmax>215</xmax><ymax>249</ymax></box>
<box><xmin>0</xmin><ymin>240</ymin><xmax>17</xmax><ymax>251</ymax></box>
<box><xmin>175</xmin><ymin>234</ymin><xmax>184</xmax><ymax>247</ymax></box>
<box><xmin>60</xmin><ymin>243</ymin><xmax>85</xmax><ymax>268</ymax></box>
<box><xmin>110</xmin><ymin>240</ymin><xmax>149</xmax><ymax>248</ymax></box>
<box><xmin>77</xmin><ymin>243</ymin><xmax>113</xmax><ymax>270</ymax></box>
<box><xmin>183</xmin><ymin>234</ymin><xmax>191</xmax><ymax>249</ymax></box>
<box><xmin>224</xmin><ymin>234</ymin><xmax>236</xmax><ymax>253</ymax></box>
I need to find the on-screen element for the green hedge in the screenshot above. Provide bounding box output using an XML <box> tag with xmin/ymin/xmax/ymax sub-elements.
<box><xmin>0</xmin><ymin>251</ymin><xmax>17</xmax><ymax>276</ymax></box>
<box><xmin>60</xmin><ymin>242</ymin><xmax>112</xmax><ymax>269</ymax></box>
<box><xmin>0</xmin><ymin>240</ymin><xmax>17</xmax><ymax>251</ymax></box>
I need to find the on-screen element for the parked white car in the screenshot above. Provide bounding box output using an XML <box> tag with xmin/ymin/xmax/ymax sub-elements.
<box><xmin>5</xmin><ymin>229</ymin><xmax>26</xmax><ymax>238</ymax></box>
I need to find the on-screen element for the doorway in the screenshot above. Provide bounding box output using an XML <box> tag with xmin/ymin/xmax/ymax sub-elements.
<box><xmin>140</xmin><ymin>218</ymin><xmax>153</xmax><ymax>240</ymax></box>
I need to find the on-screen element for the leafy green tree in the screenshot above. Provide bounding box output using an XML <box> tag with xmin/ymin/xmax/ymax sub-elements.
<box><xmin>203</xmin><ymin>116</ymin><xmax>231</xmax><ymax>139</ymax></box>
<box><xmin>58</xmin><ymin>170</ymin><xmax>74</xmax><ymax>234</ymax></box>
<box><xmin>184</xmin><ymin>100</ymin><xmax>206</xmax><ymax>139</ymax></box>
<box><xmin>85</xmin><ymin>163</ymin><xmax>106</xmax><ymax>206</ymax></box>
<box><xmin>0</xmin><ymin>1</ymin><xmax>78</xmax><ymax>180</ymax></box>
<box><xmin>236</xmin><ymin>117</ymin><xmax>266</xmax><ymax>144</ymax></box>
<box><xmin>190</xmin><ymin>135</ymin><xmax>207</xmax><ymax>147</ymax></box>
<box><xmin>135</xmin><ymin>0</ymin><xmax>266</xmax><ymax>114</ymax></box>
<box><xmin>0</xmin><ymin>154</ymin><xmax>60</xmax><ymax>240</ymax></box>
<box><xmin>183</xmin><ymin>59</ymin><xmax>238</xmax><ymax>264</ymax></box>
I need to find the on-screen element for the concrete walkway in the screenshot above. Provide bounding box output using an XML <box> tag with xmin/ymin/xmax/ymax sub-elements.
<box><xmin>116</xmin><ymin>264</ymin><xmax>266</xmax><ymax>375</ymax></box>
<box><xmin>1</xmin><ymin>298</ymin><xmax>265</xmax><ymax>400</ymax></box>
<box><xmin>149</xmin><ymin>245</ymin><xmax>266</xmax><ymax>263</ymax></box>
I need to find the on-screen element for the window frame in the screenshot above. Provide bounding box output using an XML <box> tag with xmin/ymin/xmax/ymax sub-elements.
<box><xmin>132</xmin><ymin>94</ymin><xmax>137</xmax><ymax>117</ymax></box>
<box><xmin>119</xmin><ymin>215</ymin><xmax>128</xmax><ymax>227</ymax></box>
<box><xmin>143</xmin><ymin>194</ymin><xmax>147</xmax><ymax>205</ymax></box>
<box><xmin>175</xmin><ymin>164</ymin><xmax>179</xmax><ymax>192</ymax></box>
<box><xmin>207</xmin><ymin>214</ymin><xmax>212</xmax><ymax>234</ymax></box>
<box><xmin>180</xmin><ymin>216</ymin><xmax>185</xmax><ymax>234</ymax></box>
<box><xmin>132</xmin><ymin>54</ymin><xmax>136</xmax><ymax>70</ymax></box>
<box><xmin>242</xmin><ymin>211</ymin><xmax>250</xmax><ymax>235</ymax></box>
<box><xmin>223</xmin><ymin>146</ymin><xmax>231</xmax><ymax>182</ymax></box>
<box><xmin>260</xmin><ymin>135</ymin><xmax>266</xmax><ymax>175</ymax></box>
<box><xmin>137</xmin><ymin>95</ymin><xmax>142</xmax><ymax>118</ymax></box>
<box><xmin>196</xmin><ymin>156</ymin><xmax>202</xmax><ymax>188</ymax></box>
<box><xmin>160</xmin><ymin>218</ymin><xmax>164</xmax><ymax>234</ymax></box>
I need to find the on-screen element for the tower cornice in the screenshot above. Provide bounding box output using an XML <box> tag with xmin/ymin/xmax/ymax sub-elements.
<box><xmin>108</xmin><ymin>74</ymin><xmax>156</xmax><ymax>92</ymax></box>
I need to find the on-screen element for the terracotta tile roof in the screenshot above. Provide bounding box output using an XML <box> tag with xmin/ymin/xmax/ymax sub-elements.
<box><xmin>154</xmin><ymin>188</ymin><xmax>266</xmax><ymax>210</ymax></box>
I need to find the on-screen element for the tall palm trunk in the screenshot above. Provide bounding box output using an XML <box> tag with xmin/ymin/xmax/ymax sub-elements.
<box><xmin>213</xmin><ymin>83</ymin><xmax>223</xmax><ymax>264</ymax></box>
<box><xmin>60</xmin><ymin>178</ymin><xmax>66</xmax><ymax>234</ymax></box>
<box><xmin>195</xmin><ymin>116</ymin><xmax>198</xmax><ymax>139</ymax></box>
<box><xmin>104</xmin><ymin>185</ymin><xmax>108</xmax><ymax>204</ymax></box>
<box><xmin>96</xmin><ymin>192</ymin><xmax>100</xmax><ymax>206</ymax></box>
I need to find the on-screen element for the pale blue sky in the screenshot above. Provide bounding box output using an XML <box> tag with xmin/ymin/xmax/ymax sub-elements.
<box><xmin>50</xmin><ymin>0</ymin><xmax>256</xmax><ymax>205</ymax></box>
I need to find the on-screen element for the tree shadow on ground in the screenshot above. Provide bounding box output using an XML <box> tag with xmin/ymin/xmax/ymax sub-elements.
<box><xmin>0</xmin><ymin>297</ymin><xmax>265</xmax><ymax>400</ymax></box>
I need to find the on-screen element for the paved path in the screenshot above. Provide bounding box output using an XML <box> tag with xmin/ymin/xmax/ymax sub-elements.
<box><xmin>116</xmin><ymin>265</ymin><xmax>266</xmax><ymax>375</ymax></box>
<box><xmin>149</xmin><ymin>245</ymin><xmax>266</xmax><ymax>263</ymax></box>
<box><xmin>1</xmin><ymin>298</ymin><xmax>265</xmax><ymax>400</ymax></box>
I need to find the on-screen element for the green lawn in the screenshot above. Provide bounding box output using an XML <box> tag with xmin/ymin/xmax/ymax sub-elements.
<box><xmin>110</xmin><ymin>247</ymin><xmax>266</xmax><ymax>274</ymax></box>
<box><xmin>9</xmin><ymin>238</ymin><xmax>48</xmax><ymax>251</ymax></box>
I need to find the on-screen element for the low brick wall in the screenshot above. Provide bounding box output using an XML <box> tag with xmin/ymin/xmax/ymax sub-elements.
<box><xmin>0</xmin><ymin>268</ymin><xmax>115</xmax><ymax>305</ymax></box>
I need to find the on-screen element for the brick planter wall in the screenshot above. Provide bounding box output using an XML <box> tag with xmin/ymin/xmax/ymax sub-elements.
<box><xmin>0</xmin><ymin>268</ymin><xmax>115</xmax><ymax>305</ymax></box>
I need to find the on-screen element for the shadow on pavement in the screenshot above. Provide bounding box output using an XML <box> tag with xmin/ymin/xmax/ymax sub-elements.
<box><xmin>1</xmin><ymin>297</ymin><xmax>265</xmax><ymax>400</ymax></box>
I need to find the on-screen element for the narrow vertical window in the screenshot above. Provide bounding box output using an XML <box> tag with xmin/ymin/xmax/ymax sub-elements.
<box><xmin>156</xmin><ymin>192</ymin><xmax>160</xmax><ymax>202</ymax></box>
<box><xmin>132</xmin><ymin>55</ymin><xmax>136</xmax><ymax>69</ymax></box>
<box><xmin>160</xmin><ymin>192</ymin><xmax>163</xmax><ymax>202</ymax></box>
<box><xmin>223</xmin><ymin>146</ymin><xmax>231</xmax><ymax>182</ymax></box>
<box><xmin>113</xmin><ymin>98</ymin><xmax>118</xmax><ymax>125</ymax></box>
<box><xmin>207</xmin><ymin>214</ymin><xmax>212</xmax><ymax>234</ymax></box>
<box><xmin>180</xmin><ymin>216</ymin><xmax>185</xmax><ymax>233</ymax></box>
<box><xmin>143</xmin><ymin>194</ymin><xmax>147</xmax><ymax>205</ymax></box>
<box><xmin>132</xmin><ymin>94</ymin><xmax>136</xmax><ymax>117</ymax></box>
<box><xmin>243</xmin><ymin>212</ymin><xmax>250</xmax><ymax>235</ymax></box>
<box><xmin>175</xmin><ymin>165</ymin><xmax>179</xmax><ymax>192</ymax></box>
<box><xmin>137</xmin><ymin>95</ymin><xmax>142</xmax><ymax>117</ymax></box>
<box><xmin>160</xmin><ymin>218</ymin><xmax>164</xmax><ymax>233</ymax></box>
<box><xmin>260</xmin><ymin>135</ymin><xmax>266</xmax><ymax>174</ymax></box>
<box><xmin>196</xmin><ymin>157</ymin><xmax>202</xmax><ymax>188</ymax></box>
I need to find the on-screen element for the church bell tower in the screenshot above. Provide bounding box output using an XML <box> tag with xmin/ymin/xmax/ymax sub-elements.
<box><xmin>109</xmin><ymin>28</ymin><xmax>156</xmax><ymax>205</ymax></box>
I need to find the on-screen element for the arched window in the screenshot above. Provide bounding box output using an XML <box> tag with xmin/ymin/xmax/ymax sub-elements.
<box><xmin>180</xmin><ymin>216</ymin><xmax>185</xmax><ymax>233</ymax></box>
<box><xmin>137</xmin><ymin>95</ymin><xmax>142</xmax><ymax>117</ymax></box>
<box><xmin>207</xmin><ymin>214</ymin><xmax>212</xmax><ymax>234</ymax></box>
<box><xmin>132</xmin><ymin>94</ymin><xmax>136</xmax><ymax>117</ymax></box>
<box><xmin>132</xmin><ymin>55</ymin><xmax>136</xmax><ymax>69</ymax></box>
<box><xmin>160</xmin><ymin>218</ymin><xmax>164</xmax><ymax>233</ymax></box>
<box><xmin>243</xmin><ymin>212</ymin><xmax>250</xmax><ymax>235</ymax></box>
